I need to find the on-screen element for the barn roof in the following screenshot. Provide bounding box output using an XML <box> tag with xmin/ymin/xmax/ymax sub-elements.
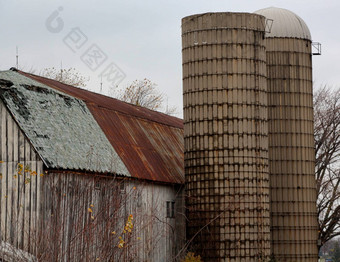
<box><xmin>0</xmin><ymin>69</ymin><xmax>184</xmax><ymax>184</ymax></box>
<box><xmin>0</xmin><ymin>70</ymin><xmax>129</xmax><ymax>175</ymax></box>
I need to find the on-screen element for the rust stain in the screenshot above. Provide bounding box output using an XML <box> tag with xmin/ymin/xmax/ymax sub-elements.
<box><xmin>19</xmin><ymin>71</ymin><xmax>184</xmax><ymax>184</ymax></box>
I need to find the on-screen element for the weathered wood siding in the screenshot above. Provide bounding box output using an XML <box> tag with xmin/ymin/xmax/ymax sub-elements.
<box><xmin>39</xmin><ymin>172</ymin><xmax>185</xmax><ymax>262</ymax></box>
<box><xmin>0</xmin><ymin>99</ymin><xmax>186</xmax><ymax>261</ymax></box>
<box><xmin>0</xmin><ymin>100</ymin><xmax>44</xmax><ymax>257</ymax></box>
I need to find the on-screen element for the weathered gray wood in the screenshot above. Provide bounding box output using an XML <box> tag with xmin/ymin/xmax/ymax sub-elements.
<box><xmin>6</xmin><ymin>111</ymin><xmax>13</xmax><ymax>247</ymax></box>
<box><xmin>0</xmin><ymin>99</ymin><xmax>185</xmax><ymax>261</ymax></box>
<box><xmin>38</xmin><ymin>172</ymin><xmax>184</xmax><ymax>262</ymax></box>
<box><xmin>0</xmin><ymin>100</ymin><xmax>43</xmax><ymax>257</ymax></box>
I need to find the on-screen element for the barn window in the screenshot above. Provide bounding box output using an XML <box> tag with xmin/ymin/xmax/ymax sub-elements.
<box><xmin>94</xmin><ymin>182</ymin><xmax>101</xmax><ymax>190</ymax></box>
<box><xmin>137</xmin><ymin>192</ymin><xmax>142</xmax><ymax>207</ymax></box>
<box><xmin>166</xmin><ymin>201</ymin><xmax>175</xmax><ymax>218</ymax></box>
<box><xmin>120</xmin><ymin>181</ymin><xmax>125</xmax><ymax>192</ymax></box>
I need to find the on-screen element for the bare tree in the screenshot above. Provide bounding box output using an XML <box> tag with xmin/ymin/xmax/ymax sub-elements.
<box><xmin>40</xmin><ymin>67</ymin><xmax>89</xmax><ymax>88</ymax></box>
<box><xmin>115</xmin><ymin>79</ymin><xmax>177</xmax><ymax>115</ymax></box>
<box><xmin>314</xmin><ymin>86</ymin><xmax>340</xmax><ymax>249</ymax></box>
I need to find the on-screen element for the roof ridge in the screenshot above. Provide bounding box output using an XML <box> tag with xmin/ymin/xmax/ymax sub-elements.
<box><xmin>18</xmin><ymin>70</ymin><xmax>183</xmax><ymax>129</ymax></box>
<box><xmin>1</xmin><ymin>69</ymin><xmax>184</xmax><ymax>184</ymax></box>
<box><xmin>91</xmin><ymin>103</ymin><xmax>183</xmax><ymax>129</ymax></box>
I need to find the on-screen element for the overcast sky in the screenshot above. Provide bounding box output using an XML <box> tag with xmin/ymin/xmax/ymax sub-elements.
<box><xmin>1</xmin><ymin>0</ymin><xmax>339</xmax><ymax>117</ymax></box>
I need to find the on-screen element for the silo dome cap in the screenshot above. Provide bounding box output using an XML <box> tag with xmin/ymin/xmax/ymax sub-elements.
<box><xmin>254</xmin><ymin>7</ymin><xmax>311</xmax><ymax>40</ymax></box>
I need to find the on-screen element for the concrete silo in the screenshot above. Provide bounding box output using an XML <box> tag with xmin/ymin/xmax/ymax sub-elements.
<box><xmin>254</xmin><ymin>7</ymin><xmax>318</xmax><ymax>261</ymax></box>
<box><xmin>182</xmin><ymin>13</ymin><xmax>270</xmax><ymax>261</ymax></box>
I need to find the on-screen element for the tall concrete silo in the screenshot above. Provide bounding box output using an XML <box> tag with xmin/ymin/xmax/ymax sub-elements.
<box><xmin>182</xmin><ymin>13</ymin><xmax>270</xmax><ymax>261</ymax></box>
<box><xmin>254</xmin><ymin>7</ymin><xmax>318</xmax><ymax>261</ymax></box>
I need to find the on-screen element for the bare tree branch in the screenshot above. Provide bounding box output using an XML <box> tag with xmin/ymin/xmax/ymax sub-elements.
<box><xmin>115</xmin><ymin>79</ymin><xmax>178</xmax><ymax>116</ymax></box>
<box><xmin>40</xmin><ymin>67</ymin><xmax>89</xmax><ymax>88</ymax></box>
<box><xmin>314</xmin><ymin>86</ymin><xmax>340</xmax><ymax>249</ymax></box>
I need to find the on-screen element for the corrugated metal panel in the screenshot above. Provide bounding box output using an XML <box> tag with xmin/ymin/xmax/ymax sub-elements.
<box><xmin>20</xmin><ymin>71</ymin><xmax>183</xmax><ymax>129</ymax></box>
<box><xmin>255</xmin><ymin>7</ymin><xmax>311</xmax><ymax>40</ymax></box>
<box><xmin>88</xmin><ymin>107</ymin><xmax>184</xmax><ymax>183</ymax></box>
<box><xmin>182</xmin><ymin>12</ymin><xmax>270</xmax><ymax>260</ymax></box>
<box><xmin>19</xmin><ymin>71</ymin><xmax>184</xmax><ymax>184</ymax></box>
<box><xmin>0</xmin><ymin>70</ymin><xmax>129</xmax><ymax>175</ymax></box>
<box><xmin>266</xmin><ymin>37</ymin><xmax>318</xmax><ymax>260</ymax></box>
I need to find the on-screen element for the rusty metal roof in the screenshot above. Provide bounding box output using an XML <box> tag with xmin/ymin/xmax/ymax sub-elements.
<box><xmin>0</xmin><ymin>70</ymin><xmax>129</xmax><ymax>175</ymax></box>
<box><xmin>19</xmin><ymin>70</ymin><xmax>184</xmax><ymax>184</ymax></box>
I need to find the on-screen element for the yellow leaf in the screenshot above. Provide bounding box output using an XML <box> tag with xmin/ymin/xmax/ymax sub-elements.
<box><xmin>88</xmin><ymin>208</ymin><xmax>93</xmax><ymax>213</ymax></box>
<box><xmin>90</xmin><ymin>204</ymin><xmax>94</xmax><ymax>207</ymax></box>
<box><xmin>24</xmin><ymin>165</ymin><xmax>31</xmax><ymax>172</ymax></box>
